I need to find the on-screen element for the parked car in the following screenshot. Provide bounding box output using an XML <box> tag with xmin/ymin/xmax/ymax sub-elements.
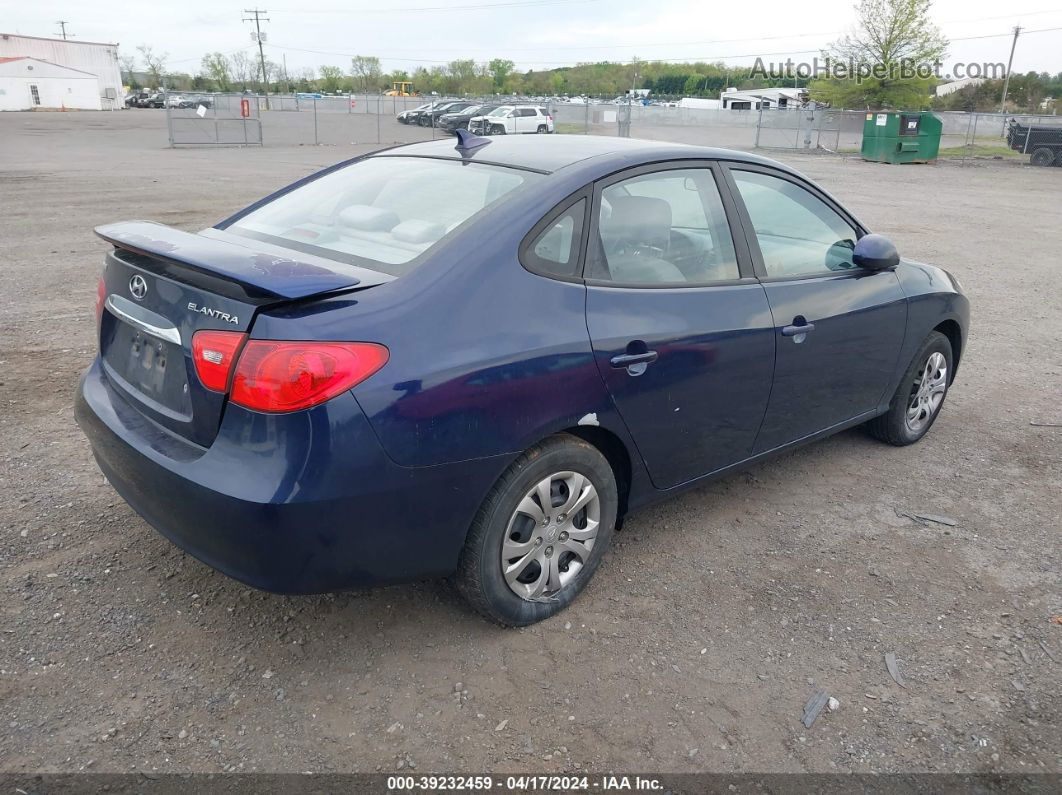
<box><xmin>469</xmin><ymin>105</ymin><xmax>553</xmax><ymax>135</ymax></box>
<box><xmin>418</xmin><ymin>101</ymin><xmax>476</xmax><ymax>127</ymax></box>
<box><xmin>396</xmin><ymin>102</ymin><xmax>433</xmax><ymax>124</ymax></box>
<box><xmin>405</xmin><ymin>100</ymin><xmax>462</xmax><ymax>127</ymax></box>
<box><xmin>145</xmin><ymin>92</ymin><xmax>166</xmax><ymax>108</ymax></box>
<box><xmin>77</xmin><ymin>136</ymin><xmax>968</xmax><ymax>626</ymax></box>
<box><xmin>175</xmin><ymin>95</ymin><xmax>213</xmax><ymax>109</ymax></box>
<box><xmin>125</xmin><ymin>91</ymin><xmax>150</xmax><ymax>108</ymax></box>
<box><xmin>437</xmin><ymin>104</ymin><xmax>503</xmax><ymax>132</ymax></box>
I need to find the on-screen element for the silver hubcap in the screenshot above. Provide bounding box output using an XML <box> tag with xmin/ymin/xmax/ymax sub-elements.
<box><xmin>906</xmin><ymin>351</ymin><xmax>947</xmax><ymax>433</ymax></box>
<box><xmin>501</xmin><ymin>471</ymin><xmax>600</xmax><ymax>601</ymax></box>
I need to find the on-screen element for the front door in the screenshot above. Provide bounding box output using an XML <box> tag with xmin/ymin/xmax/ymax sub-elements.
<box><xmin>584</xmin><ymin>163</ymin><xmax>776</xmax><ymax>489</ymax></box>
<box><xmin>725</xmin><ymin>166</ymin><xmax>908</xmax><ymax>452</ymax></box>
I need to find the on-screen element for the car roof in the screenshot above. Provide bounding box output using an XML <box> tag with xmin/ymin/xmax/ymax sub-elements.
<box><xmin>373</xmin><ymin>135</ymin><xmax>787</xmax><ymax>175</ymax></box>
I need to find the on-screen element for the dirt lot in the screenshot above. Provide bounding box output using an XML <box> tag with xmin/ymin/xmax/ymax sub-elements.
<box><xmin>1</xmin><ymin>111</ymin><xmax>1059</xmax><ymax>776</ymax></box>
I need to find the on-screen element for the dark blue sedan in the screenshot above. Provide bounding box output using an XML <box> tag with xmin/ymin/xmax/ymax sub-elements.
<box><xmin>76</xmin><ymin>133</ymin><xmax>969</xmax><ymax>626</ymax></box>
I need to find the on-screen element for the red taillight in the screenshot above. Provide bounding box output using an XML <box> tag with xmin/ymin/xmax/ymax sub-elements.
<box><xmin>229</xmin><ymin>341</ymin><xmax>388</xmax><ymax>413</ymax></box>
<box><xmin>95</xmin><ymin>278</ymin><xmax>106</xmax><ymax>324</ymax></box>
<box><xmin>192</xmin><ymin>330</ymin><xmax>248</xmax><ymax>392</ymax></box>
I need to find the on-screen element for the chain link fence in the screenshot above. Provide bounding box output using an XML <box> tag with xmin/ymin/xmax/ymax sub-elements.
<box><xmin>165</xmin><ymin>92</ymin><xmax>263</xmax><ymax>146</ymax></box>
<box><xmin>165</xmin><ymin>91</ymin><xmax>1062</xmax><ymax>167</ymax></box>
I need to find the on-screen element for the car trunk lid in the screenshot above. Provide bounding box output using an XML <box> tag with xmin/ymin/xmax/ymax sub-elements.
<box><xmin>95</xmin><ymin>221</ymin><xmax>384</xmax><ymax>447</ymax></box>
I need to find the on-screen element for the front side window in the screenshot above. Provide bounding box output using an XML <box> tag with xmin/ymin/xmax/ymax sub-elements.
<box><xmin>590</xmin><ymin>168</ymin><xmax>739</xmax><ymax>285</ymax></box>
<box><xmin>731</xmin><ymin>170</ymin><xmax>859</xmax><ymax>278</ymax></box>
<box><xmin>227</xmin><ymin>157</ymin><xmax>540</xmax><ymax>276</ymax></box>
<box><xmin>488</xmin><ymin>107</ymin><xmax>512</xmax><ymax>117</ymax></box>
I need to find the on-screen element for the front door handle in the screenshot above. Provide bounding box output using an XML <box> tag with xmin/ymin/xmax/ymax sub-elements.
<box><xmin>781</xmin><ymin>321</ymin><xmax>816</xmax><ymax>337</ymax></box>
<box><xmin>610</xmin><ymin>351</ymin><xmax>659</xmax><ymax>368</ymax></box>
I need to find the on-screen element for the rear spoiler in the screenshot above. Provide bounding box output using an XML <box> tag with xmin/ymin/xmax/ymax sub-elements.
<box><xmin>95</xmin><ymin>220</ymin><xmax>361</xmax><ymax>300</ymax></box>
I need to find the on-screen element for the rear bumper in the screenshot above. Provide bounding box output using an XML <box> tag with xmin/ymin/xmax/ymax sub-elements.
<box><xmin>75</xmin><ymin>358</ymin><xmax>506</xmax><ymax>593</ymax></box>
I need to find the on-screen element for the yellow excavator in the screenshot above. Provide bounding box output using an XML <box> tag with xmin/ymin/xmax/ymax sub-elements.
<box><xmin>384</xmin><ymin>81</ymin><xmax>418</xmax><ymax>96</ymax></box>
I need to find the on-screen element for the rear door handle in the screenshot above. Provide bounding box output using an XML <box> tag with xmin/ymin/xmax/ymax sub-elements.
<box><xmin>781</xmin><ymin>322</ymin><xmax>816</xmax><ymax>337</ymax></box>
<box><xmin>610</xmin><ymin>351</ymin><xmax>658</xmax><ymax>368</ymax></box>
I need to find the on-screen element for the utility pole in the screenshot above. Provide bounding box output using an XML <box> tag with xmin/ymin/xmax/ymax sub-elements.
<box><xmin>999</xmin><ymin>25</ymin><xmax>1022</xmax><ymax>114</ymax></box>
<box><xmin>55</xmin><ymin>21</ymin><xmax>72</xmax><ymax>40</ymax></box>
<box><xmin>243</xmin><ymin>8</ymin><xmax>271</xmax><ymax>101</ymax></box>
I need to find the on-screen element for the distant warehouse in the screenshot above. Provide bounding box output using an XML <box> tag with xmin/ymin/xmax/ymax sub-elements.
<box><xmin>0</xmin><ymin>57</ymin><xmax>104</xmax><ymax>110</ymax></box>
<box><xmin>0</xmin><ymin>33</ymin><xmax>123</xmax><ymax>110</ymax></box>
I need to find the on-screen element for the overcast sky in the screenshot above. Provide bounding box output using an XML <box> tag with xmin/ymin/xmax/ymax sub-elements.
<box><xmin>6</xmin><ymin>0</ymin><xmax>1061</xmax><ymax>79</ymax></box>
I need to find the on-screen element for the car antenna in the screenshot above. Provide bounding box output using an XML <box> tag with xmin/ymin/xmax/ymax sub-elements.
<box><xmin>454</xmin><ymin>128</ymin><xmax>491</xmax><ymax>154</ymax></box>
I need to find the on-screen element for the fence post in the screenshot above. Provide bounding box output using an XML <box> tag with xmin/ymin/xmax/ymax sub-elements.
<box><xmin>754</xmin><ymin>100</ymin><xmax>764</xmax><ymax>148</ymax></box>
<box><xmin>376</xmin><ymin>95</ymin><xmax>381</xmax><ymax>144</ymax></box>
<box><xmin>584</xmin><ymin>100</ymin><xmax>589</xmax><ymax>134</ymax></box>
<box><xmin>165</xmin><ymin>90</ymin><xmax>174</xmax><ymax>147</ymax></box>
<box><xmin>313</xmin><ymin>96</ymin><xmax>318</xmax><ymax>145</ymax></box>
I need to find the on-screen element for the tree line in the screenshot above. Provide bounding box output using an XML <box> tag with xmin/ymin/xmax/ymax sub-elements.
<box><xmin>119</xmin><ymin>0</ymin><xmax>1061</xmax><ymax>113</ymax></box>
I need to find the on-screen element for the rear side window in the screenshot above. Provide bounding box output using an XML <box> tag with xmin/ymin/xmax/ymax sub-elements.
<box><xmin>226</xmin><ymin>157</ymin><xmax>540</xmax><ymax>276</ymax></box>
<box><xmin>522</xmin><ymin>199</ymin><xmax>586</xmax><ymax>279</ymax></box>
<box><xmin>590</xmin><ymin>168</ymin><xmax>739</xmax><ymax>285</ymax></box>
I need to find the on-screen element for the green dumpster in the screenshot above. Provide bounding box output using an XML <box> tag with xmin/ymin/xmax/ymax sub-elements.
<box><xmin>860</xmin><ymin>111</ymin><xmax>942</xmax><ymax>164</ymax></box>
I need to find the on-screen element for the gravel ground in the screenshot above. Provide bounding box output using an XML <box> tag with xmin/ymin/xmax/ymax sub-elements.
<box><xmin>1</xmin><ymin>111</ymin><xmax>1060</xmax><ymax>776</ymax></box>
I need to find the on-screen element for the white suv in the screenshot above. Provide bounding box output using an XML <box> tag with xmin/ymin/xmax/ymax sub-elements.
<box><xmin>469</xmin><ymin>105</ymin><xmax>554</xmax><ymax>135</ymax></box>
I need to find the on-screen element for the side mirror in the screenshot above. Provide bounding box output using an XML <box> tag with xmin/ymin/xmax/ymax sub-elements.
<box><xmin>853</xmin><ymin>234</ymin><xmax>899</xmax><ymax>271</ymax></box>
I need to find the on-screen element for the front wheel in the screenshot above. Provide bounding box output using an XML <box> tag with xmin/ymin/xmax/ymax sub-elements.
<box><xmin>865</xmin><ymin>331</ymin><xmax>953</xmax><ymax>445</ymax></box>
<box><xmin>456</xmin><ymin>435</ymin><xmax>617</xmax><ymax>626</ymax></box>
<box><xmin>489</xmin><ymin>124</ymin><xmax>506</xmax><ymax>135</ymax></box>
<box><xmin>1030</xmin><ymin>147</ymin><xmax>1056</xmax><ymax>167</ymax></box>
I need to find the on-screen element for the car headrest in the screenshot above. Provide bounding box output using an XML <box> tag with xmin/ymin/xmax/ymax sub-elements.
<box><xmin>337</xmin><ymin>204</ymin><xmax>400</xmax><ymax>232</ymax></box>
<box><xmin>391</xmin><ymin>219</ymin><xmax>446</xmax><ymax>244</ymax></box>
<box><xmin>604</xmin><ymin>196</ymin><xmax>672</xmax><ymax>249</ymax></box>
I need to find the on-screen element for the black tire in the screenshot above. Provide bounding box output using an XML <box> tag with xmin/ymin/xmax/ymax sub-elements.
<box><xmin>1030</xmin><ymin>147</ymin><xmax>1056</xmax><ymax>167</ymax></box>
<box><xmin>456</xmin><ymin>434</ymin><xmax>618</xmax><ymax>626</ymax></box>
<box><xmin>490</xmin><ymin>124</ymin><xmax>506</xmax><ymax>135</ymax></box>
<box><xmin>536</xmin><ymin>124</ymin><xmax>548</xmax><ymax>134</ymax></box>
<box><xmin>865</xmin><ymin>331</ymin><xmax>953</xmax><ymax>446</ymax></box>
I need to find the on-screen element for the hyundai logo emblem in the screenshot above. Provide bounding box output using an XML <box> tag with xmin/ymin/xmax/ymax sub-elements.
<box><xmin>129</xmin><ymin>274</ymin><xmax>148</xmax><ymax>301</ymax></box>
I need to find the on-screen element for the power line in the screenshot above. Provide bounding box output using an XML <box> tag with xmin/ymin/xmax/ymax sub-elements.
<box><xmin>270</xmin><ymin>0</ymin><xmax>601</xmax><ymax>12</ymax></box>
<box><xmin>54</xmin><ymin>20</ymin><xmax>73</xmax><ymax>40</ymax></box>
<box><xmin>261</xmin><ymin>25</ymin><xmax>1062</xmax><ymax>67</ymax></box>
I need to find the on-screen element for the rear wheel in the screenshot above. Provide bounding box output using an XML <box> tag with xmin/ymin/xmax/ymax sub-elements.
<box><xmin>865</xmin><ymin>331</ymin><xmax>953</xmax><ymax>445</ymax></box>
<box><xmin>536</xmin><ymin>124</ymin><xmax>548</xmax><ymax>134</ymax></box>
<box><xmin>1030</xmin><ymin>147</ymin><xmax>1056</xmax><ymax>167</ymax></box>
<box><xmin>456</xmin><ymin>435</ymin><xmax>617</xmax><ymax>626</ymax></box>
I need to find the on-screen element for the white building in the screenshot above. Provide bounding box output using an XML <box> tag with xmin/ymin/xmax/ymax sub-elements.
<box><xmin>0</xmin><ymin>33</ymin><xmax>123</xmax><ymax>109</ymax></box>
<box><xmin>0</xmin><ymin>57</ymin><xmax>102</xmax><ymax>110</ymax></box>
<box><xmin>721</xmin><ymin>87</ymin><xmax>807</xmax><ymax>110</ymax></box>
<box><xmin>934</xmin><ymin>77</ymin><xmax>986</xmax><ymax>97</ymax></box>
<box><xmin>677</xmin><ymin>97</ymin><xmax>722</xmax><ymax>110</ymax></box>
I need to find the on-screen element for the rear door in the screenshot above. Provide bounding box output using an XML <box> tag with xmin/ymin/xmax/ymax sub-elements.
<box><xmin>514</xmin><ymin>107</ymin><xmax>537</xmax><ymax>133</ymax></box>
<box><xmin>583</xmin><ymin>162</ymin><xmax>776</xmax><ymax>489</ymax></box>
<box><xmin>723</xmin><ymin>164</ymin><xmax>907</xmax><ymax>452</ymax></box>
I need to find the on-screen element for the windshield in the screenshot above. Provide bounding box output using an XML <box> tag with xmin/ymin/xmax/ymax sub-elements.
<box><xmin>226</xmin><ymin>157</ymin><xmax>540</xmax><ymax>277</ymax></box>
<box><xmin>488</xmin><ymin>107</ymin><xmax>511</xmax><ymax>117</ymax></box>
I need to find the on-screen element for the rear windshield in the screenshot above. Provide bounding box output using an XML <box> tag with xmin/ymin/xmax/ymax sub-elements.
<box><xmin>225</xmin><ymin>156</ymin><xmax>540</xmax><ymax>276</ymax></box>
